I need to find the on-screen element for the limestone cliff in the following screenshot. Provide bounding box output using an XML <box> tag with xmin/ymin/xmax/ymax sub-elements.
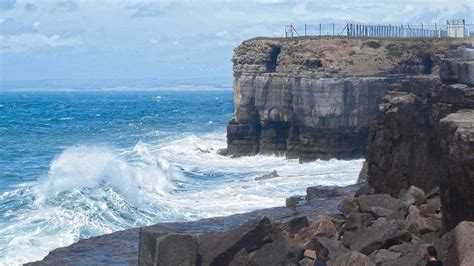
<box><xmin>226</xmin><ymin>38</ymin><xmax>466</xmax><ymax>161</ymax></box>
<box><xmin>366</xmin><ymin>47</ymin><xmax>474</xmax><ymax>230</ymax></box>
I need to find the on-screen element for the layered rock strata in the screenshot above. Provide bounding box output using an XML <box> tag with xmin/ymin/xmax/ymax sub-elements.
<box><xmin>226</xmin><ymin>38</ymin><xmax>467</xmax><ymax>161</ymax></box>
<box><xmin>366</xmin><ymin>48</ymin><xmax>474</xmax><ymax>230</ymax></box>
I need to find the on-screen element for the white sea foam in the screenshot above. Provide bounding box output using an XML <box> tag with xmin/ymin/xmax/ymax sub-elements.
<box><xmin>0</xmin><ymin>133</ymin><xmax>362</xmax><ymax>265</ymax></box>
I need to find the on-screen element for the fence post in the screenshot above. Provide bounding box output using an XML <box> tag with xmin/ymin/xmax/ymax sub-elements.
<box><xmin>319</xmin><ymin>23</ymin><xmax>321</xmax><ymax>37</ymax></box>
<box><xmin>304</xmin><ymin>24</ymin><xmax>307</xmax><ymax>36</ymax></box>
<box><xmin>333</xmin><ymin>22</ymin><xmax>335</xmax><ymax>36</ymax></box>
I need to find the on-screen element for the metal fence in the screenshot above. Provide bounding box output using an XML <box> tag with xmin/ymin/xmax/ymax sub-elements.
<box><xmin>284</xmin><ymin>21</ymin><xmax>474</xmax><ymax>38</ymax></box>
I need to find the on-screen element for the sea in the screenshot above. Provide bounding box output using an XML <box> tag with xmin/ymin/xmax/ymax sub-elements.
<box><xmin>0</xmin><ymin>81</ymin><xmax>363</xmax><ymax>265</ymax></box>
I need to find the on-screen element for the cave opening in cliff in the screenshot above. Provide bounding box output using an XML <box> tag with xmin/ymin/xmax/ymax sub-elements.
<box><xmin>267</xmin><ymin>45</ymin><xmax>281</xmax><ymax>72</ymax></box>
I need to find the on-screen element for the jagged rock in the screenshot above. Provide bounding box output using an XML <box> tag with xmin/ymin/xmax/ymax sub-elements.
<box><xmin>371</xmin><ymin>217</ymin><xmax>388</xmax><ymax>227</ymax></box>
<box><xmin>398</xmin><ymin>185</ymin><xmax>426</xmax><ymax>206</ymax></box>
<box><xmin>342</xmin><ymin>220</ymin><xmax>412</xmax><ymax>255</ymax></box>
<box><xmin>439</xmin><ymin>109</ymin><xmax>474</xmax><ymax>230</ymax></box>
<box><xmin>355</xmin><ymin>183</ymin><xmax>376</xmax><ymax>197</ymax></box>
<box><xmin>294</xmin><ymin>215</ymin><xmax>338</xmax><ymax>246</ymax></box>
<box><xmin>306</xmin><ymin>186</ymin><xmax>344</xmax><ymax>200</ymax></box>
<box><xmin>405</xmin><ymin>205</ymin><xmax>441</xmax><ymax>235</ymax></box>
<box><xmin>419</xmin><ymin>197</ymin><xmax>441</xmax><ymax>217</ymax></box>
<box><xmin>327</xmin><ymin>251</ymin><xmax>375</xmax><ymax>266</ymax></box>
<box><xmin>248</xmin><ymin>238</ymin><xmax>303</xmax><ymax>266</ymax></box>
<box><xmin>286</xmin><ymin>196</ymin><xmax>304</xmax><ymax>208</ymax></box>
<box><xmin>198</xmin><ymin>217</ymin><xmax>273</xmax><ymax>266</ymax></box>
<box><xmin>369</xmin><ymin>249</ymin><xmax>401</xmax><ymax>265</ymax></box>
<box><xmin>434</xmin><ymin>221</ymin><xmax>474</xmax><ymax>265</ymax></box>
<box><xmin>337</xmin><ymin>197</ymin><xmax>360</xmax><ymax>216</ymax></box>
<box><xmin>344</xmin><ymin>213</ymin><xmax>375</xmax><ymax>231</ymax></box>
<box><xmin>357</xmin><ymin>194</ymin><xmax>406</xmax><ymax>218</ymax></box>
<box><xmin>280</xmin><ymin>216</ymin><xmax>309</xmax><ymax>237</ymax></box>
<box><xmin>309</xmin><ymin>237</ymin><xmax>350</xmax><ymax>259</ymax></box>
<box><xmin>255</xmin><ymin>170</ymin><xmax>279</xmax><ymax>180</ymax></box>
<box><xmin>303</xmin><ymin>249</ymin><xmax>316</xmax><ymax>259</ymax></box>
<box><xmin>138</xmin><ymin>231</ymin><xmax>198</xmax><ymax>266</ymax></box>
<box><xmin>384</xmin><ymin>243</ymin><xmax>428</xmax><ymax>266</ymax></box>
<box><xmin>229</xmin><ymin>249</ymin><xmax>249</xmax><ymax>266</ymax></box>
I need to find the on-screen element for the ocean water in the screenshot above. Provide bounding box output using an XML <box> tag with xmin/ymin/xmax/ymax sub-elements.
<box><xmin>0</xmin><ymin>88</ymin><xmax>363</xmax><ymax>265</ymax></box>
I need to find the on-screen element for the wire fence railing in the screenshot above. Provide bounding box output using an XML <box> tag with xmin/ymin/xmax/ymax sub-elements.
<box><xmin>284</xmin><ymin>21</ymin><xmax>474</xmax><ymax>39</ymax></box>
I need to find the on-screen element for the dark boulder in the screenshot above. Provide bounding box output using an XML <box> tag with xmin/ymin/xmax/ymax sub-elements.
<box><xmin>248</xmin><ymin>238</ymin><xmax>303</xmax><ymax>266</ymax></box>
<box><xmin>198</xmin><ymin>217</ymin><xmax>273</xmax><ymax>266</ymax></box>
<box><xmin>342</xmin><ymin>220</ymin><xmax>412</xmax><ymax>255</ymax></box>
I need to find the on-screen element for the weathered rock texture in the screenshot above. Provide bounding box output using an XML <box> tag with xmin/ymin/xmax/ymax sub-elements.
<box><xmin>226</xmin><ymin>38</ymin><xmax>468</xmax><ymax>161</ymax></box>
<box><xmin>367</xmin><ymin>47</ymin><xmax>474</xmax><ymax>230</ymax></box>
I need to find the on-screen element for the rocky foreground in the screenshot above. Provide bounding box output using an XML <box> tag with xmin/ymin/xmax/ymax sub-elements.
<box><xmin>138</xmin><ymin>182</ymin><xmax>474</xmax><ymax>266</ymax></box>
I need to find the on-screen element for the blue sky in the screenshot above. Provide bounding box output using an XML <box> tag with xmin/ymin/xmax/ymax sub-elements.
<box><xmin>0</xmin><ymin>0</ymin><xmax>472</xmax><ymax>83</ymax></box>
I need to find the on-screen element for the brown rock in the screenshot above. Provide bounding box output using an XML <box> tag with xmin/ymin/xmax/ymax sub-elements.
<box><xmin>303</xmin><ymin>249</ymin><xmax>316</xmax><ymax>259</ymax></box>
<box><xmin>294</xmin><ymin>215</ymin><xmax>338</xmax><ymax>246</ymax></box>
<box><xmin>337</xmin><ymin>197</ymin><xmax>359</xmax><ymax>217</ymax></box>
<box><xmin>280</xmin><ymin>216</ymin><xmax>309</xmax><ymax>237</ymax></box>
<box><xmin>398</xmin><ymin>185</ymin><xmax>426</xmax><ymax>206</ymax></box>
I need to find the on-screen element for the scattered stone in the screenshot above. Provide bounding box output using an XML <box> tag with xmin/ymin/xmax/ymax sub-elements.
<box><xmin>198</xmin><ymin>217</ymin><xmax>273</xmax><ymax>266</ymax></box>
<box><xmin>342</xmin><ymin>220</ymin><xmax>412</xmax><ymax>255</ymax></box>
<box><xmin>385</xmin><ymin>243</ymin><xmax>428</xmax><ymax>266</ymax></box>
<box><xmin>303</xmin><ymin>249</ymin><xmax>316</xmax><ymax>259</ymax></box>
<box><xmin>354</xmin><ymin>183</ymin><xmax>375</xmax><ymax>197</ymax></box>
<box><xmin>294</xmin><ymin>215</ymin><xmax>338</xmax><ymax>246</ymax></box>
<box><xmin>286</xmin><ymin>196</ymin><xmax>304</xmax><ymax>208</ymax></box>
<box><xmin>405</xmin><ymin>205</ymin><xmax>441</xmax><ymax>235</ymax></box>
<box><xmin>344</xmin><ymin>213</ymin><xmax>375</xmax><ymax>231</ymax></box>
<box><xmin>327</xmin><ymin>251</ymin><xmax>375</xmax><ymax>266</ymax></box>
<box><xmin>255</xmin><ymin>170</ymin><xmax>279</xmax><ymax>180</ymax></box>
<box><xmin>398</xmin><ymin>185</ymin><xmax>426</xmax><ymax>206</ymax></box>
<box><xmin>337</xmin><ymin>197</ymin><xmax>360</xmax><ymax>216</ymax></box>
<box><xmin>369</xmin><ymin>249</ymin><xmax>401</xmax><ymax>265</ymax></box>
<box><xmin>248</xmin><ymin>238</ymin><xmax>303</xmax><ymax>266</ymax></box>
<box><xmin>280</xmin><ymin>216</ymin><xmax>309</xmax><ymax>237</ymax></box>
<box><xmin>310</xmin><ymin>237</ymin><xmax>350</xmax><ymax>259</ymax></box>
<box><xmin>357</xmin><ymin>194</ymin><xmax>406</xmax><ymax>218</ymax></box>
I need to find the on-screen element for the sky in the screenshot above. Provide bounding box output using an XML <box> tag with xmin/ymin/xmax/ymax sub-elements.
<box><xmin>0</xmin><ymin>0</ymin><xmax>472</xmax><ymax>84</ymax></box>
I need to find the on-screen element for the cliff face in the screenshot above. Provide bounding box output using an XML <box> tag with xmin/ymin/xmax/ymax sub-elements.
<box><xmin>366</xmin><ymin>48</ymin><xmax>474</xmax><ymax>230</ymax></box>
<box><xmin>226</xmin><ymin>38</ymin><xmax>466</xmax><ymax>161</ymax></box>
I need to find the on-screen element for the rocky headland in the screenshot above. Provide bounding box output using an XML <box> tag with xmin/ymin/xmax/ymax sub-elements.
<box><xmin>224</xmin><ymin>37</ymin><xmax>468</xmax><ymax>161</ymax></box>
<box><xmin>27</xmin><ymin>38</ymin><xmax>474</xmax><ymax>265</ymax></box>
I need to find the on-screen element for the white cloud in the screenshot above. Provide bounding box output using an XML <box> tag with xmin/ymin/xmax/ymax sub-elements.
<box><xmin>1</xmin><ymin>33</ymin><xmax>81</xmax><ymax>52</ymax></box>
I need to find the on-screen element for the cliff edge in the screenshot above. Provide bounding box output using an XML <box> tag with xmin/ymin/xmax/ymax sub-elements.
<box><xmin>226</xmin><ymin>37</ymin><xmax>467</xmax><ymax>161</ymax></box>
<box><xmin>366</xmin><ymin>47</ymin><xmax>474</xmax><ymax>230</ymax></box>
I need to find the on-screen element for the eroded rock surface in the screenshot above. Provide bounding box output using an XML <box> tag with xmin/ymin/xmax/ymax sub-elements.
<box><xmin>226</xmin><ymin>38</ymin><xmax>468</xmax><ymax>161</ymax></box>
